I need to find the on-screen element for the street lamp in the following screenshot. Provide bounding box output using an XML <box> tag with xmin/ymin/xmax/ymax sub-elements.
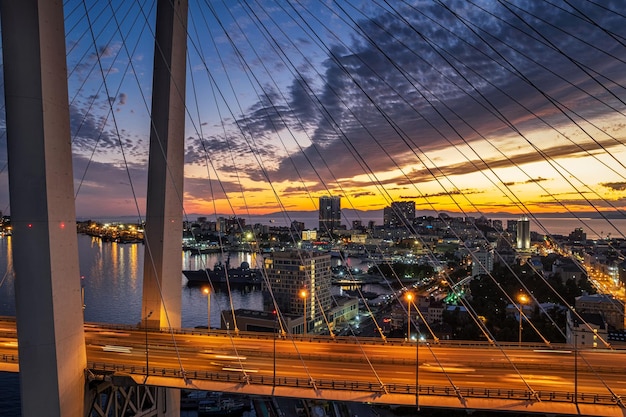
<box><xmin>203</xmin><ymin>287</ymin><xmax>211</xmax><ymax>331</ymax></box>
<box><xmin>143</xmin><ymin>310</ymin><xmax>153</xmax><ymax>383</ymax></box>
<box><xmin>406</xmin><ymin>292</ymin><xmax>414</xmax><ymax>340</ymax></box>
<box><xmin>300</xmin><ymin>289</ymin><xmax>308</xmax><ymax>335</ymax></box>
<box><xmin>405</xmin><ymin>291</ymin><xmax>419</xmax><ymax>410</ymax></box>
<box><xmin>272</xmin><ymin>309</ymin><xmax>277</xmax><ymax>388</ymax></box>
<box><xmin>574</xmin><ymin>331</ymin><xmax>578</xmax><ymax>404</ymax></box>
<box><xmin>518</xmin><ymin>293</ymin><xmax>529</xmax><ymax>346</ymax></box>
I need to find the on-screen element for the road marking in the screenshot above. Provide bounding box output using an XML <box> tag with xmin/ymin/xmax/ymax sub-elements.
<box><xmin>102</xmin><ymin>345</ymin><xmax>132</xmax><ymax>353</ymax></box>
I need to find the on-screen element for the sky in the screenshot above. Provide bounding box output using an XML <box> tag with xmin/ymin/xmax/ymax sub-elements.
<box><xmin>1</xmin><ymin>0</ymin><xmax>626</xmax><ymax>225</ymax></box>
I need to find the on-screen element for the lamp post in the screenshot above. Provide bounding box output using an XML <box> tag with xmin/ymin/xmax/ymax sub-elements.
<box><xmin>574</xmin><ymin>331</ymin><xmax>578</xmax><ymax>404</ymax></box>
<box><xmin>406</xmin><ymin>292</ymin><xmax>414</xmax><ymax>340</ymax></box>
<box><xmin>80</xmin><ymin>275</ymin><xmax>86</xmax><ymax>314</ymax></box>
<box><xmin>300</xmin><ymin>289</ymin><xmax>308</xmax><ymax>336</ymax></box>
<box><xmin>273</xmin><ymin>309</ymin><xmax>277</xmax><ymax>387</ymax></box>
<box><xmin>203</xmin><ymin>287</ymin><xmax>211</xmax><ymax>331</ymax></box>
<box><xmin>416</xmin><ymin>328</ymin><xmax>420</xmax><ymax>411</ymax></box>
<box><xmin>143</xmin><ymin>310</ymin><xmax>153</xmax><ymax>382</ymax></box>
<box><xmin>405</xmin><ymin>292</ymin><xmax>418</xmax><ymax>409</ymax></box>
<box><xmin>518</xmin><ymin>293</ymin><xmax>529</xmax><ymax>346</ymax></box>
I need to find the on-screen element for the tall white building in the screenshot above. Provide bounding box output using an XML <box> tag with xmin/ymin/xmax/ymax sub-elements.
<box><xmin>472</xmin><ymin>247</ymin><xmax>494</xmax><ymax>277</ymax></box>
<box><xmin>516</xmin><ymin>216</ymin><xmax>531</xmax><ymax>250</ymax></box>
<box><xmin>263</xmin><ymin>250</ymin><xmax>332</xmax><ymax>334</ymax></box>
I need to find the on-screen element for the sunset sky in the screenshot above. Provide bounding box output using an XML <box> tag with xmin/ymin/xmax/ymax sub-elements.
<box><xmin>1</xmin><ymin>0</ymin><xmax>625</xmax><ymax>224</ymax></box>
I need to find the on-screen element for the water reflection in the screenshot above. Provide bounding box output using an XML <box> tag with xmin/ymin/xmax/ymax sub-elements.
<box><xmin>183</xmin><ymin>250</ymin><xmax>263</xmax><ymax>271</ymax></box>
<box><xmin>0</xmin><ymin>234</ymin><xmax>263</xmax><ymax>328</ymax></box>
<box><xmin>0</xmin><ymin>235</ymin><xmax>393</xmax><ymax>328</ymax></box>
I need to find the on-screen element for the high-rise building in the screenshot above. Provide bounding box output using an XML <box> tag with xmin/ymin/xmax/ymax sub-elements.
<box><xmin>575</xmin><ymin>294</ymin><xmax>625</xmax><ymax>330</ymax></box>
<box><xmin>318</xmin><ymin>196</ymin><xmax>341</xmax><ymax>233</ymax></box>
<box><xmin>569</xmin><ymin>227</ymin><xmax>587</xmax><ymax>243</ymax></box>
<box><xmin>301</xmin><ymin>230</ymin><xmax>317</xmax><ymax>241</ymax></box>
<box><xmin>506</xmin><ymin>219</ymin><xmax>517</xmax><ymax>233</ymax></box>
<box><xmin>516</xmin><ymin>216</ymin><xmax>531</xmax><ymax>250</ymax></box>
<box><xmin>472</xmin><ymin>247</ymin><xmax>494</xmax><ymax>277</ymax></box>
<box><xmin>263</xmin><ymin>250</ymin><xmax>332</xmax><ymax>334</ymax></box>
<box><xmin>383</xmin><ymin>201</ymin><xmax>415</xmax><ymax>228</ymax></box>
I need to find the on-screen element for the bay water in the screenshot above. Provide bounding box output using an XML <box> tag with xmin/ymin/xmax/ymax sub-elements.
<box><xmin>0</xmin><ymin>234</ymin><xmax>267</xmax><ymax>416</ymax></box>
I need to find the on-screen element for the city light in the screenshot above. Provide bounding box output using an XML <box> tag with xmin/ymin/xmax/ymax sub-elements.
<box><xmin>405</xmin><ymin>292</ymin><xmax>414</xmax><ymax>341</ymax></box>
<box><xmin>203</xmin><ymin>287</ymin><xmax>211</xmax><ymax>331</ymax></box>
<box><xmin>518</xmin><ymin>292</ymin><xmax>530</xmax><ymax>346</ymax></box>
<box><xmin>300</xmin><ymin>289</ymin><xmax>308</xmax><ymax>335</ymax></box>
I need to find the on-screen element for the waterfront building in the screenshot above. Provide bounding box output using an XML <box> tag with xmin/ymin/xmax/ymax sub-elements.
<box><xmin>291</xmin><ymin>220</ymin><xmax>305</xmax><ymax>233</ymax></box>
<box><xmin>302</xmin><ymin>230</ymin><xmax>317</xmax><ymax>241</ymax></box>
<box><xmin>516</xmin><ymin>216</ymin><xmax>531</xmax><ymax>250</ymax></box>
<box><xmin>506</xmin><ymin>219</ymin><xmax>517</xmax><ymax>234</ymax></box>
<box><xmin>216</xmin><ymin>216</ymin><xmax>245</xmax><ymax>233</ymax></box>
<box><xmin>575</xmin><ymin>293</ymin><xmax>625</xmax><ymax>331</ymax></box>
<box><xmin>566</xmin><ymin>310</ymin><xmax>608</xmax><ymax>348</ymax></box>
<box><xmin>383</xmin><ymin>201</ymin><xmax>415</xmax><ymax>229</ymax></box>
<box><xmin>619</xmin><ymin>259</ymin><xmax>626</xmax><ymax>288</ymax></box>
<box><xmin>350</xmin><ymin>234</ymin><xmax>367</xmax><ymax>244</ymax></box>
<box><xmin>417</xmin><ymin>296</ymin><xmax>445</xmax><ymax>324</ymax></box>
<box><xmin>327</xmin><ymin>296</ymin><xmax>359</xmax><ymax>333</ymax></box>
<box><xmin>263</xmin><ymin>250</ymin><xmax>332</xmax><ymax>334</ymax></box>
<box><xmin>552</xmin><ymin>257</ymin><xmax>587</xmax><ymax>284</ymax></box>
<box><xmin>220</xmin><ymin>309</ymin><xmax>302</xmax><ymax>334</ymax></box>
<box><xmin>569</xmin><ymin>227</ymin><xmax>587</xmax><ymax>243</ymax></box>
<box><xmin>318</xmin><ymin>195</ymin><xmax>341</xmax><ymax>234</ymax></box>
<box><xmin>471</xmin><ymin>247</ymin><xmax>494</xmax><ymax>277</ymax></box>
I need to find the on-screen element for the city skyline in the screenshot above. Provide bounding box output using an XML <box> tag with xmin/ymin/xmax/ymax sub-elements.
<box><xmin>2</xmin><ymin>3</ymin><xmax>626</xmax><ymax>415</ymax></box>
<box><xmin>0</xmin><ymin>1</ymin><xmax>625</xmax><ymax>224</ymax></box>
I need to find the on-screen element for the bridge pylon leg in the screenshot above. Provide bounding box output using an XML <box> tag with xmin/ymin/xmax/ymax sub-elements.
<box><xmin>1</xmin><ymin>1</ymin><xmax>87</xmax><ymax>416</ymax></box>
<box><xmin>141</xmin><ymin>0</ymin><xmax>188</xmax><ymax>415</ymax></box>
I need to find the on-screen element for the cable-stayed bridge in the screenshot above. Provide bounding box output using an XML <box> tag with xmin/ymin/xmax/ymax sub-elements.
<box><xmin>0</xmin><ymin>318</ymin><xmax>625</xmax><ymax>417</ymax></box>
<box><xmin>1</xmin><ymin>1</ymin><xmax>626</xmax><ymax>417</ymax></box>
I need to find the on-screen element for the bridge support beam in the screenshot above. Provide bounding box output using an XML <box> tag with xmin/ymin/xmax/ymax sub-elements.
<box><xmin>0</xmin><ymin>1</ymin><xmax>87</xmax><ymax>416</ymax></box>
<box><xmin>86</xmin><ymin>373</ymin><xmax>160</xmax><ymax>417</ymax></box>
<box><xmin>142</xmin><ymin>0</ymin><xmax>188</xmax><ymax>332</ymax></box>
<box><xmin>141</xmin><ymin>0</ymin><xmax>188</xmax><ymax>415</ymax></box>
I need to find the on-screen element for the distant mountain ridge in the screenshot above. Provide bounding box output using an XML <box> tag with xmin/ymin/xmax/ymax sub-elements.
<box><xmin>78</xmin><ymin>209</ymin><xmax>625</xmax><ymax>226</ymax></box>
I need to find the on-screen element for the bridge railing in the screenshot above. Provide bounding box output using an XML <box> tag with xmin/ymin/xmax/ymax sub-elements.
<box><xmin>83</xmin><ymin>321</ymin><xmax>580</xmax><ymax>350</ymax></box>
<box><xmin>87</xmin><ymin>361</ymin><xmax>623</xmax><ymax>407</ymax></box>
<box><xmin>1</xmin><ymin>354</ymin><xmax>17</xmax><ymax>363</ymax></box>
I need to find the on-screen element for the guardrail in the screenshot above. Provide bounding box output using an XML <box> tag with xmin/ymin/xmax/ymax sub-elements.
<box><xmin>0</xmin><ymin>316</ymin><xmax>620</xmax><ymax>351</ymax></box>
<box><xmin>87</xmin><ymin>361</ymin><xmax>623</xmax><ymax>407</ymax></box>
<box><xmin>1</xmin><ymin>354</ymin><xmax>17</xmax><ymax>363</ymax></box>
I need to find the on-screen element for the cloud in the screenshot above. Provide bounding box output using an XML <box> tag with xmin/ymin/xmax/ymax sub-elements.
<box><xmin>72</xmin><ymin>155</ymin><xmax>148</xmax><ymax>218</ymax></box>
<box><xmin>402</xmin><ymin>189</ymin><xmax>483</xmax><ymax>199</ymax></box>
<box><xmin>601</xmin><ymin>182</ymin><xmax>626</xmax><ymax>192</ymax></box>
<box><xmin>351</xmin><ymin>191</ymin><xmax>375</xmax><ymax>198</ymax></box>
<box><xmin>2</xmin><ymin>1</ymin><xmax>623</xmax><ymax>219</ymax></box>
<box><xmin>226</xmin><ymin>1</ymin><xmax>626</xmax><ymax>192</ymax></box>
<box><xmin>70</xmin><ymin>43</ymin><xmax>123</xmax><ymax>81</ymax></box>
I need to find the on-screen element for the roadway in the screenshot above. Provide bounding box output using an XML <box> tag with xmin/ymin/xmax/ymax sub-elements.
<box><xmin>0</xmin><ymin>317</ymin><xmax>625</xmax><ymax>416</ymax></box>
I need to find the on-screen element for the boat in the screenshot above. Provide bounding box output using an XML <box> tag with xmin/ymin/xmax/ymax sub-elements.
<box><xmin>183</xmin><ymin>258</ymin><xmax>261</xmax><ymax>287</ymax></box>
<box><xmin>182</xmin><ymin>241</ymin><xmax>224</xmax><ymax>254</ymax></box>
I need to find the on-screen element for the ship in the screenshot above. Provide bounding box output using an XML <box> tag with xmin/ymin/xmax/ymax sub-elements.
<box><xmin>183</xmin><ymin>258</ymin><xmax>262</xmax><ymax>287</ymax></box>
